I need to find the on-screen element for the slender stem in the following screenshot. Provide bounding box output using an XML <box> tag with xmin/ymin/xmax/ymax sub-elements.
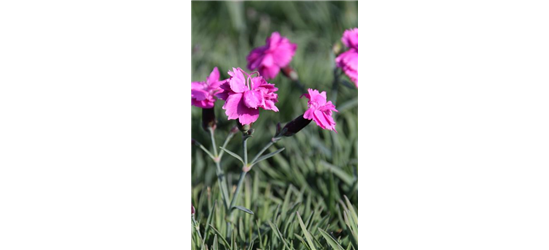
<box><xmin>214</xmin><ymin>160</ymin><xmax>230</xmax><ymax>210</ymax></box>
<box><xmin>331</xmin><ymin>67</ymin><xmax>340</xmax><ymax>104</ymax></box>
<box><xmin>191</xmin><ymin>215</ymin><xmax>202</xmax><ymax>243</ymax></box>
<box><xmin>294</xmin><ymin>79</ymin><xmax>306</xmax><ymax>93</ymax></box>
<box><xmin>209</xmin><ymin>127</ymin><xmax>218</xmax><ymax>157</ymax></box>
<box><xmin>229</xmin><ymin>171</ymin><xmax>247</xmax><ymax>210</ymax></box>
<box><xmin>242</xmin><ymin>135</ymin><xmax>249</xmax><ymax>165</ymax></box>
<box><xmin>218</xmin><ymin>132</ymin><xmax>235</xmax><ymax>159</ymax></box>
<box><xmin>209</xmin><ymin>127</ymin><xmax>230</xmax><ymax>210</ymax></box>
<box><xmin>226</xmin><ymin>134</ymin><xmax>250</xmax><ymax>239</ymax></box>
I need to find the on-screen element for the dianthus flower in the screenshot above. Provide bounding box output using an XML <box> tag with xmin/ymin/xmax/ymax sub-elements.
<box><xmin>191</xmin><ymin>67</ymin><xmax>224</xmax><ymax>108</ymax></box>
<box><xmin>247</xmin><ymin>32</ymin><xmax>297</xmax><ymax>80</ymax></box>
<box><xmin>301</xmin><ymin>88</ymin><xmax>338</xmax><ymax>131</ymax></box>
<box><xmin>335</xmin><ymin>28</ymin><xmax>358</xmax><ymax>88</ymax></box>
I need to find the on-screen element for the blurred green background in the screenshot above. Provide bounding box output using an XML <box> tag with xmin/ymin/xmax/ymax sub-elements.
<box><xmin>192</xmin><ymin>1</ymin><xmax>358</xmax><ymax>249</ymax></box>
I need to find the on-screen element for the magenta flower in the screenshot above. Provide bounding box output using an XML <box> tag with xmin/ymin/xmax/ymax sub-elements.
<box><xmin>216</xmin><ymin>68</ymin><xmax>279</xmax><ymax>125</ymax></box>
<box><xmin>191</xmin><ymin>67</ymin><xmax>224</xmax><ymax>108</ymax></box>
<box><xmin>336</xmin><ymin>50</ymin><xmax>358</xmax><ymax>86</ymax></box>
<box><xmin>341</xmin><ymin>28</ymin><xmax>358</xmax><ymax>51</ymax></box>
<box><xmin>247</xmin><ymin>32</ymin><xmax>297</xmax><ymax>80</ymax></box>
<box><xmin>336</xmin><ymin>28</ymin><xmax>358</xmax><ymax>88</ymax></box>
<box><xmin>301</xmin><ymin>89</ymin><xmax>338</xmax><ymax>131</ymax></box>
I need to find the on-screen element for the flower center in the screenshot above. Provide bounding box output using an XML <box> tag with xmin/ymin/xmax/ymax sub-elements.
<box><xmin>239</xmin><ymin>68</ymin><xmax>260</xmax><ymax>90</ymax></box>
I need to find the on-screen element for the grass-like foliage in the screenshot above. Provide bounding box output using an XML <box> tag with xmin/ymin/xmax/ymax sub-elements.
<box><xmin>192</xmin><ymin>180</ymin><xmax>358</xmax><ymax>250</ymax></box>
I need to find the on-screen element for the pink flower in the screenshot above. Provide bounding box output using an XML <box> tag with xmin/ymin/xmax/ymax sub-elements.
<box><xmin>336</xmin><ymin>29</ymin><xmax>358</xmax><ymax>84</ymax></box>
<box><xmin>216</xmin><ymin>68</ymin><xmax>279</xmax><ymax>125</ymax></box>
<box><xmin>341</xmin><ymin>28</ymin><xmax>358</xmax><ymax>51</ymax></box>
<box><xmin>301</xmin><ymin>89</ymin><xmax>338</xmax><ymax>131</ymax></box>
<box><xmin>191</xmin><ymin>67</ymin><xmax>224</xmax><ymax>108</ymax></box>
<box><xmin>336</xmin><ymin>50</ymin><xmax>358</xmax><ymax>87</ymax></box>
<box><xmin>247</xmin><ymin>32</ymin><xmax>297</xmax><ymax>80</ymax></box>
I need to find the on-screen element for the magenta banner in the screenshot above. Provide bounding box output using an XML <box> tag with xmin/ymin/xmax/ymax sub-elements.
<box><xmin>357</xmin><ymin>29</ymin><xmax>549</xmax><ymax>88</ymax></box>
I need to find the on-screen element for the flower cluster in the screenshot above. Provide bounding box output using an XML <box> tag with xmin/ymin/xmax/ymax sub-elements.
<box><xmin>336</xmin><ymin>28</ymin><xmax>358</xmax><ymax>88</ymax></box>
<box><xmin>191</xmin><ymin>30</ymin><xmax>357</xmax><ymax>132</ymax></box>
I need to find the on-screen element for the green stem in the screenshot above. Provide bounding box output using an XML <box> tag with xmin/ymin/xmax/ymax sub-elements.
<box><xmin>218</xmin><ymin>131</ymin><xmax>236</xmax><ymax>159</ymax></box>
<box><xmin>209</xmin><ymin>127</ymin><xmax>218</xmax><ymax>156</ymax></box>
<box><xmin>226</xmin><ymin>134</ymin><xmax>250</xmax><ymax>239</ymax></box>
<box><xmin>294</xmin><ymin>79</ymin><xmax>306</xmax><ymax>93</ymax></box>
<box><xmin>191</xmin><ymin>215</ymin><xmax>203</xmax><ymax>244</ymax></box>
<box><xmin>331</xmin><ymin>67</ymin><xmax>340</xmax><ymax>104</ymax></box>
<box><xmin>209</xmin><ymin>127</ymin><xmax>230</xmax><ymax>211</ymax></box>
<box><xmin>243</xmin><ymin>135</ymin><xmax>249</xmax><ymax>165</ymax></box>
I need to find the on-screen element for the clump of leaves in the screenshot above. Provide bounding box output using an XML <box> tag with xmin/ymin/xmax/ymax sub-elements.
<box><xmin>192</xmin><ymin>178</ymin><xmax>357</xmax><ymax>250</ymax></box>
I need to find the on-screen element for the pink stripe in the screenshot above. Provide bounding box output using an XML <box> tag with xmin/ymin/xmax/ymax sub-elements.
<box><xmin>357</xmin><ymin>29</ymin><xmax>549</xmax><ymax>88</ymax></box>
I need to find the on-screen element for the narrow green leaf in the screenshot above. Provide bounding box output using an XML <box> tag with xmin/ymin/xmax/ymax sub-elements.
<box><xmin>197</xmin><ymin>143</ymin><xmax>215</xmax><ymax>160</ymax></box>
<box><xmin>297</xmin><ymin>212</ymin><xmax>317</xmax><ymax>250</ymax></box>
<box><xmin>268</xmin><ymin>221</ymin><xmax>291</xmax><ymax>250</ymax></box>
<box><xmin>321</xmin><ymin>161</ymin><xmax>355</xmax><ymax>185</ymax></box>
<box><xmin>294</xmin><ymin>234</ymin><xmax>311</xmax><ymax>250</ymax></box>
<box><xmin>344</xmin><ymin>195</ymin><xmax>358</xmax><ymax>224</ymax></box>
<box><xmin>208</xmin><ymin>224</ymin><xmax>230</xmax><ymax>248</ymax></box>
<box><xmin>203</xmin><ymin>201</ymin><xmax>216</xmax><ymax>243</ymax></box>
<box><xmin>251</xmin><ymin>147</ymin><xmax>285</xmax><ymax>166</ymax></box>
<box><xmin>340</xmin><ymin>80</ymin><xmax>358</xmax><ymax>90</ymax></box>
<box><xmin>212</xmin><ymin>234</ymin><xmax>218</xmax><ymax>250</ymax></box>
<box><xmin>232</xmin><ymin>205</ymin><xmax>254</xmax><ymax>215</ymax></box>
<box><xmin>318</xmin><ymin>228</ymin><xmax>344</xmax><ymax>250</ymax></box>
<box><xmin>219</xmin><ymin>146</ymin><xmax>243</xmax><ymax>163</ymax></box>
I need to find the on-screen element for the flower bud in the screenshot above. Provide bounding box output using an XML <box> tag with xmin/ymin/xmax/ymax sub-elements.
<box><xmin>280</xmin><ymin>114</ymin><xmax>312</xmax><ymax>137</ymax></box>
<box><xmin>229</xmin><ymin>126</ymin><xmax>239</xmax><ymax>134</ymax></box>
<box><xmin>333</xmin><ymin>42</ymin><xmax>342</xmax><ymax>55</ymax></box>
<box><xmin>202</xmin><ymin>108</ymin><xmax>216</xmax><ymax>132</ymax></box>
<box><xmin>192</xmin><ymin>204</ymin><xmax>195</xmax><ymax>215</ymax></box>
<box><xmin>237</xmin><ymin>120</ymin><xmax>252</xmax><ymax>134</ymax></box>
<box><xmin>281</xmin><ymin>66</ymin><xmax>299</xmax><ymax>81</ymax></box>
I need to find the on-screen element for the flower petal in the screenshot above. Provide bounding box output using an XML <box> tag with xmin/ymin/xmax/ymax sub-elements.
<box><xmin>322</xmin><ymin>112</ymin><xmax>337</xmax><ymax>131</ymax></box>
<box><xmin>191</xmin><ymin>81</ymin><xmax>204</xmax><ymax>90</ymax></box>
<box><xmin>261</xmin><ymin>54</ymin><xmax>274</xmax><ymax>67</ymax></box>
<box><xmin>247</xmin><ymin>47</ymin><xmax>267</xmax><ymax>70</ymax></box>
<box><xmin>223</xmin><ymin>93</ymin><xmax>243</xmax><ymax>120</ymax></box>
<box><xmin>191</xmin><ymin>89</ymin><xmax>208</xmax><ymax>101</ymax></box>
<box><xmin>263</xmin><ymin>100</ymin><xmax>279</xmax><ymax>112</ymax></box>
<box><xmin>243</xmin><ymin>90</ymin><xmax>262</xmax><ymax>108</ymax></box>
<box><xmin>303</xmin><ymin>108</ymin><xmax>314</xmax><ymax>120</ymax></box>
<box><xmin>228</xmin><ymin>69</ymin><xmax>248</xmax><ymax>93</ymax></box>
<box><xmin>261</xmin><ymin>65</ymin><xmax>280</xmax><ymax>80</ymax></box>
<box><xmin>207</xmin><ymin>67</ymin><xmax>220</xmax><ymax>85</ymax></box>
<box><xmin>266</xmin><ymin>32</ymin><xmax>281</xmax><ymax>47</ymax></box>
<box><xmin>272</xmin><ymin>42</ymin><xmax>296</xmax><ymax>67</ymax></box>
<box><xmin>237</xmin><ymin>108</ymin><xmax>259</xmax><ymax>125</ymax></box>
<box><xmin>236</xmin><ymin>98</ymin><xmax>259</xmax><ymax>125</ymax></box>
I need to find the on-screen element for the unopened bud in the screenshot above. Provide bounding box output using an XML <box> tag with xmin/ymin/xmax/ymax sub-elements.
<box><xmin>192</xmin><ymin>204</ymin><xmax>195</xmax><ymax>215</ymax></box>
<box><xmin>237</xmin><ymin>120</ymin><xmax>252</xmax><ymax>134</ymax></box>
<box><xmin>282</xmin><ymin>66</ymin><xmax>299</xmax><ymax>81</ymax></box>
<box><xmin>202</xmin><ymin>108</ymin><xmax>217</xmax><ymax>132</ymax></box>
<box><xmin>280</xmin><ymin>115</ymin><xmax>312</xmax><ymax>137</ymax></box>
<box><xmin>230</xmin><ymin>126</ymin><xmax>239</xmax><ymax>134</ymax></box>
<box><xmin>333</xmin><ymin>42</ymin><xmax>342</xmax><ymax>55</ymax></box>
